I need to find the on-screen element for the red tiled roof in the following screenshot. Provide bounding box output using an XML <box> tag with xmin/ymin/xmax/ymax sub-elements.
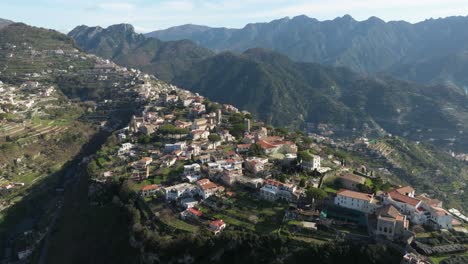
<box><xmin>388</xmin><ymin>190</ymin><xmax>420</xmax><ymax>206</ymax></box>
<box><xmin>337</xmin><ymin>189</ymin><xmax>373</xmax><ymax>201</ymax></box>
<box><xmin>257</xmin><ymin>140</ymin><xmax>277</xmax><ymax>149</ymax></box>
<box><xmin>141</xmin><ymin>184</ymin><xmax>159</xmax><ymax>191</ymax></box>
<box><xmin>395</xmin><ymin>186</ymin><xmax>415</xmax><ymax>195</ymax></box>
<box><xmin>188</xmin><ymin>208</ymin><xmax>203</xmax><ymax>217</ymax></box>
<box><xmin>210</xmin><ymin>219</ymin><xmax>225</xmax><ymax>228</ymax></box>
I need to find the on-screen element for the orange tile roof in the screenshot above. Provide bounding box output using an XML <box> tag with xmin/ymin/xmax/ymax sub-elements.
<box><xmin>210</xmin><ymin>219</ymin><xmax>225</xmax><ymax>228</ymax></box>
<box><xmin>336</xmin><ymin>189</ymin><xmax>374</xmax><ymax>201</ymax></box>
<box><xmin>388</xmin><ymin>190</ymin><xmax>420</xmax><ymax>206</ymax></box>
<box><xmin>188</xmin><ymin>208</ymin><xmax>203</xmax><ymax>217</ymax></box>
<box><xmin>395</xmin><ymin>186</ymin><xmax>415</xmax><ymax>195</ymax></box>
<box><xmin>141</xmin><ymin>184</ymin><xmax>159</xmax><ymax>191</ymax></box>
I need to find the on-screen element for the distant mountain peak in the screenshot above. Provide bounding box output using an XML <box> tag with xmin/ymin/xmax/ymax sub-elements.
<box><xmin>107</xmin><ymin>23</ymin><xmax>135</xmax><ymax>33</ymax></box>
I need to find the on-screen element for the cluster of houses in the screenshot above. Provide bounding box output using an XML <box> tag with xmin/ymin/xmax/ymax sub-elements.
<box><xmin>104</xmin><ymin>79</ymin><xmax>318</xmax><ymax>234</ymax></box>
<box><xmin>334</xmin><ymin>181</ymin><xmax>454</xmax><ymax>240</ymax></box>
<box><xmin>97</xmin><ymin>73</ymin><xmax>461</xmax><ymax>242</ymax></box>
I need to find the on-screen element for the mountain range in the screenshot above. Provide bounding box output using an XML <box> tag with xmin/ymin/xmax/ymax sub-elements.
<box><xmin>148</xmin><ymin>15</ymin><xmax>468</xmax><ymax>88</ymax></box>
<box><xmin>69</xmin><ymin>24</ymin><xmax>213</xmax><ymax>81</ymax></box>
<box><xmin>68</xmin><ymin>21</ymin><xmax>468</xmax><ymax>151</ymax></box>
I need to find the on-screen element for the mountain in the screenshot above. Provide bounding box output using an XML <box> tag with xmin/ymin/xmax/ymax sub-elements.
<box><xmin>69</xmin><ymin>22</ymin><xmax>468</xmax><ymax>151</ymax></box>
<box><xmin>387</xmin><ymin>51</ymin><xmax>468</xmax><ymax>88</ymax></box>
<box><xmin>68</xmin><ymin>24</ymin><xmax>213</xmax><ymax>81</ymax></box>
<box><xmin>172</xmin><ymin>48</ymin><xmax>468</xmax><ymax>150</ymax></box>
<box><xmin>0</xmin><ymin>18</ymin><xmax>13</xmax><ymax>29</ymax></box>
<box><xmin>148</xmin><ymin>15</ymin><xmax>468</xmax><ymax>86</ymax></box>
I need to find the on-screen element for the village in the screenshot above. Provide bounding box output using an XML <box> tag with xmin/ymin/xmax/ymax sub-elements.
<box><xmin>87</xmin><ymin>75</ymin><xmax>468</xmax><ymax>264</ymax></box>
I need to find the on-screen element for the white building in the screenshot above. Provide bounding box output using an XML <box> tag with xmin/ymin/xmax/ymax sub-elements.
<box><xmin>260</xmin><ymin>179</ymin><xmax>298</xmax><ymax>202</ymax></box>
<box><xmin>164</xmin><ymin>183</ymin><xmax>198</xmax><ymax>201</ymax></box>
<box><xmin>302</xmin><ymin>155</ymin><xmax>321</xmax><ymax>171</ymax></box>
<box><xmin>334</xmin><ymin>189</ymin><xmax>377</xmax><ymax>214</ymax></box>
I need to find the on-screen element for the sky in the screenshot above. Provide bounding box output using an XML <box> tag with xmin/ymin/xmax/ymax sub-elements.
<box><xmin>1</xmin><ymin>0</ymin><xmax>468</xmax><ymax>33</ymax></box>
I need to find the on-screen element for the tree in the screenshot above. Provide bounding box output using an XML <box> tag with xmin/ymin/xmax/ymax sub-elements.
<box><xmin>305</xmin><ymin>187</ymin><xmax>327</xmax><ymax>204</ymax></box>
<box><xmin>248</xmin><ymin>143</ymin><xmax>263</xmax><ymax>156</ymax></box>
<box><xmin>208</xmin><ymin>134</ymin><xmax>221</xmax><ymax>148</ymax></box>
<box><xmin>299</xmin><ymin>178</ymin><xmax>306</xmax><ymax>187</ymax></box>
<box><xmin>208</xmin><ymin>134</ymin><xmax>221</xmax><ymax>142</ymax></box>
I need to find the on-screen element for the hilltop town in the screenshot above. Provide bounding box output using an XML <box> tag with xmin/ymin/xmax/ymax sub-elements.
<box><xmin>83</xmin><ymin>73</ymin><xmax>468</xmax><ymax>264</ymax></box>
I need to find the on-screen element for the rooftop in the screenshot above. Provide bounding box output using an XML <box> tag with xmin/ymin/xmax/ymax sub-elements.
<box><xmin>336</xmin><ymin>189</ymin><xmax>374</xmax><ymax>201</ymax></box>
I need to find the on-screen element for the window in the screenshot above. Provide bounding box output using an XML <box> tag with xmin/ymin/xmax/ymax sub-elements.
<box><xmin>384</xmin><ymin>227</ymin><xmax>387</xmax><ymax>233</ymax></box>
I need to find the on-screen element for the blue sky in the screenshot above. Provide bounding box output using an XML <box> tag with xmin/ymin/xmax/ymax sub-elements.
<box><xmin>1</xmin><ymin>0</ymin><xmax>468</xmax><ymax>33</ymax></box>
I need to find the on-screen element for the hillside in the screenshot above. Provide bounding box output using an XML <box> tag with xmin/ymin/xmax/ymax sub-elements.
<box><xmin>0</xmin><ymin>23</ymin><xmax>141</xmax><ymax>262</ymax></box>
<box><xmin>68</xmin><ymin>22</ymin><xmax>468</xmax><ymax>151</ymax></box>
<box><xmin>172</xmin><ymin>48</ymin><xmax>468</xmax><ymax>151</ymax></box>
<box><xmin>0</xmin><ymin>18</ymin><xmax>13</xmax><ymax>29</ymax></box>
<box><xmin>148</xmin><ymin>15</ymin><xmax>468</xmax><ymax>88</ymax></box>
<box><xmin>68</xmin><ymin>24</ymin><xmax>213</xmax><ymax>81</ymax></box>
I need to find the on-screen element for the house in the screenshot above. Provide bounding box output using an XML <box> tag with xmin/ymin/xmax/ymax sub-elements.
<box><xmin>161</xmin><ymin>155</ymin><xmax>177</xmax><ymax>167</ymax></box>
<box><xmin>164</xmin><ymin>183</ymin><xmax>198</xmax><ymax>200</ymax></box>
<box><xmin>395</xmin><ymin>186</ymin><xmax>416</xmax><ymax>198</ymax></box>
<box><xmin>180</xmin><ymin>207</ymin><xmax>203</xmax><ymax>220</ymax></box>
<box><xmin>191</xmin><ymin>129</ymin><xmax>210</xmax><ymax>141</ymax></box>
<box><xmin>375</xmin><ymin>204</ymin><xmax>409</xmax><ymax>240</ymax></box>
<box><xmin>220</xmin><ymin>167</ymin><xmax>242</xmax><ymax>185</ymax></box>
<box><xmin>197</xmin><ymin>179</ymin><xmax>225</xmax><ymax>199</ymax></box>
<box><xmin>117</xmin><ymin>133</ymin><xmax>127</xmax><ymax>141</ymax></box>
<box><xmin>334</xmin><ymin>189</ymin><xmax>378</xmax><ymax>214</ymax></box>
<box><xmin>141</xmin><ymin>184</ymin><xmax>160</xmax><ymax>197</ymax></box>
<box><xmin>129</xmin><ymin>115</ymin><xmax>144</xmax><ymax>132</ymax></box>
<box><xmin>209</xmin><ymin>219</ymin><xmax>226</xmax><ymax>234</ymax></box>
<box><xmin>165</xmin><ymin>142</ymin><xmax>187</xmax><ymax>153</ymax></box>
<box><xmin>338</xmin><ymin>173</ymin><xmax>366</xmax><ymax>191</ymax></box>
<box><xmin>236</xmin><ymin>143</ymin><xmax>252</xmax><ymax>153</ymax></box>
<box><xmin>175</xmin><ymin>120</ymin><xmax>192</xmax><ymax>129</ymax></box>
<box><xmin>382</xmin><ymin>190</ymin><xmax>424</xmax><ymax>224</ymax></box>
<box><xmin>427</xmin><ymin>206</ymin><xmax>453</xmax><ymax>229</ymax></box>
<box><xmin>180</xmin><ymin>198</ymin><xmax>199</xmax><ymax>209</ymax></box>
<box><xmin>134</xmin><ymin>157</ymin><xmax>152</xmax><ymax>168</ymax></box>
<box><xmin>196</xmin><ymin>154</ymin><xmax>211</xmax><ymax>164</ymax></box>
<box><xmin>192</xmin><ymin>118</ymin><xmax>208</xmax><ymax>130</ymax></box>
<box><xmin>219</xmin><ymin>130</ymin><xmax>235</xmax><ymax>142</ymax></box>
<box><xmin>260</xmin><ymin>179</ymin><xmax>299</xmax><ymax>202</ymax></box>
<box><xmin>183</xmin><ymin>163</ymin><xmax>202</xmax><ymax>182</ymax></box>
<box><xmin>257</xmin><ymin>137</ymin><xmax>298</xmax><ymax>155</ymax></box>
<box><xmin>118</xmin><ymin>143</ymin><xmax>134</xmax><ymax>155</ymax></box>
<box><xmin>244</xmin><ymin>157</ymin><xmax>269</xmax><ymax>174</ymax></box>
<box><xmin>301</xmin><ymin>155</ymin><xmax>321</xmax><ymax>171</ymax></box>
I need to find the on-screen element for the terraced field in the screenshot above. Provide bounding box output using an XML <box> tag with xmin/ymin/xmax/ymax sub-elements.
<box><xmin>0</xmin><ymin>120</ymin><xmax>68</xmax><ymax>141</ymax></box>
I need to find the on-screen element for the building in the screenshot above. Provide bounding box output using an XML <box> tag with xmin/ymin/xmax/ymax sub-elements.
<box><xmin>244</xmin><ymin>157</ymin><xmax>269</xmax><ymax>174</ymax></box>
<box><xmin>220</xmin><ymin>167</ymin><xmax>242</xmax><ymax>185</ymax></box>
<box><xmin>192</xmin><ymin>118</ymin><xmax>208</xmax><ymax>130</ymax></box>
<box><xmin>301</xmin><ymin>155</ymin><xmax>321</xmax><ymax>171</ymax></box>
<box><xmin>191</xmin><ymin>129</ymin><xmax>210</xmax><ymax>141</ymax></box>
<box><xmin>180</xmin><ymin>198</ymin><xmax>199</xmax><ymax>209</ymax></box>
<box><xmin>197</xmin><ymin>179</ymin><xmax>225</xmax><ymax>199</ymax></box>
<box><xmin>375</xmin><ymin>204</ymin><xmax>409</xmax><ymax>240</ymax></box>
<box><xmin>338</xmin><ymin>173</ymin><xmax>366</xmax><ymax>191</ymax></box>
<box><xmin>209</xmin><ymin>219</ymin><xmax>226</xmax><ymax>235</ymax></box>
<box><xmin>164</xmin><ymin>142</ymin><xmax>187</xmax><ymax>153</ymax></box>
<box><xmin>180</xmin><ymin>207</ymin><xmax>203</xmax><ymax>220</ymax></box>
<box><xmin>118</xmin><ymin>143</ymin><xmax>134</xmax><ymax>155</ymax></box>
<box><xmin>395</xmin><ymin>186</ymin><xmax>416</xmax><ymax>198</ymax></box>
<box><xmin>141</xmin><ymin>184</ymin><xmax>160</xmax><ymax>197</ymax></box>
<box><xmin>334</xmin><ymin>189</ymin><xmax>378</xmax><ymax>214</ymax></box>
<box><xmin>260</xmin><ymin>179</ymin><xmax>299</xmax><ymax>202</ymax></box>
<box><xmin>164</xmin><ymin>183</ymin><xmax>198</xmax><ymax>200</ymax></box>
